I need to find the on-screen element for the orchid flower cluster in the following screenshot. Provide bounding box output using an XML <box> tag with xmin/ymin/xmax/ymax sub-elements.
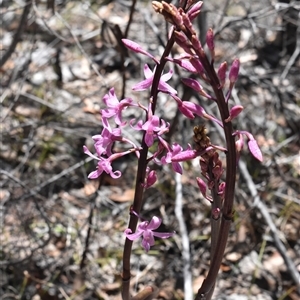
<box><xmin>84</xmin><ymin>1</ymin><xmax>263</xmax><ymax>298</ymax></box>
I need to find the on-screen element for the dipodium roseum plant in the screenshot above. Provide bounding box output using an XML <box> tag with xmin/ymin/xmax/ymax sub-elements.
<box><xmin>84</xmin><ymin>1</ymin><xmax>263</xmax><ymax>299</ymax></box>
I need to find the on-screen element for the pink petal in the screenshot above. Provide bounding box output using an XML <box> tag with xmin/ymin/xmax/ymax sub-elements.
<box><xmin>248</xmin><ymin>140</ymin><xmax>263</xmax><ymax>162</ymax></box>
<box><xmin>103</xmin><ymin>88</ymin><xmax>119</xmax><ymax>106</ymax></box>
<box><xmin>182</xmin><ymin>78</ymin><xmax>203</xmax><ymax>93</ymax></box>
<box><xmin>132</xmin><ymin>78</ymin><xmax>152</xmax><ymax>91</ymax></box>
<box><xmin>172</xmin><ymin>162</ymin><xmax>183</xmax><ymax>174</ymax></box>
<box><xmin>124</xmin><ymin>229</ymin><xmax>143</xmax><ymax>241</ymax></box>
<box><xmin>206</xmin><ymin>28</ymin><xmax>215</xmax><ymax>51</ymax></box>
<box><xmin>110</xmin><ymin>170</ymin><xmax>122</xmax><ymax>179</ymax></box>
<box><xmin>147</xmin><ymin>216</ymin><xmax>162</xmax><ymax>230</ymax></box>
<box><xmin>88</xmin><ymin>169</ymin><xmax>103</xmax><ymax>179</ymax></box>
<box><xmin>141</xmin><ymin>232</ymin><xmax>155</xmax><ymax>252</ymax></box>
<box><xmin>152</xmin><ymin>231</ymin><xmax>175</xmax><ymax>239</ymax></box>
<box><xmin>171</xmin><ymin>146</ymin><xmax>198</xmax><ymax>162</ymax></box>
<box><xmin>158</xmin><ymin>81</ymin><xmax>177</xmax><ymax>94</ymax></box>
<box><xmin>172</xmin><ymin>143</ymin><xmax>183</xmax><ymax>155</ymax></box>
<box><xmin>143</xmin><ymin>64</ymin><xmax>153</xmax><ymax>78</ymax></box>
<box><xmin>130</xmin><ymin>119</ymin><xmax>143</xmax><ymax>130</ymax></box>
<box><xmin>83</xmin><ymin>146</ymin><xmax>99</xmax><ymax>160</ymax></box>
<box><xmin>161</xmin><ymin>69</ymin><xmax>173</xmax><ymax>82</ymax></box>
<box><xmin>144</xmin><ymin>132</ymin><xmax>154</xmax><ymax>147</ymax></box>
<box><xmin>145</xmin><ymin>170</ymin><xmax>157</xmax><ymax>188</ymax></box>
<box><xmin>143</xmin><ymin>230</ymin><xmax>155</xmax><ymax>246</ymax></box>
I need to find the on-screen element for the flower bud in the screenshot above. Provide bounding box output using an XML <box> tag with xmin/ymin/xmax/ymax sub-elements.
<box><xmin>182</xmin><ymin>11</ymin><xmax>196</xmax><ymax>34</ymax></box>
<box><xmin>166</xmin><ymin>55</ymin><xmax>197</xmax><ymax>73</ymax></box>
<box><xmin>190</xmin><ymin>57</ymin><xmax>205</xmax><ymax>75</ymax></box>
<box><xmin>206</xmin><ymin>28</ymin><xmax>215</xmax><ymax>60</ymax></box>
<box><xmin>181</xmin><ymin>78</ymin><xmax>212</xmax><ymax>99</ymax></box>
<box><xmin>217</xmin><ymin>62</ymin><xmax>227</xmax><ymax>88</ymax></box>
<box><xmin>196</xmin><ymin>177</ymin><xmax>207</xmax><ymax>198</ymax></box>
<box><xmin>174</xmin><ymin>31</ymin><xmax>194</xmax><ymax>55</ymax></box>
<box><xmin>225</xmin><ymin>105</ymin><xmax>244</xmax><ymax>122</ymax></box>
<box><xmin>191</xmin><ymin>34</ymin><xmax>203</xmax><ymax>52</ymax></box>
<box><xmin>144</xmin><ymin>170</ymin><xmax>157</xmax><ymax>189</ymax></box>
<box><xmin>229</xmin><ymin>59</ymin><xmax>240</xmax><ymax>87</ymax></box>
<box><xmin>122</xmin><ymin>39</ymin><xmax>157</xmax><ymax>63</ymax></box>
<box><xmin>152</xmin><ymin>1</ymin><xmax>163</xmax><ymax>12</ymax></box>
<box><xmin>248</xmin><ymin>139</ymin><xmax>263</xmax><ymax>162</ymax></box>
<box><xmin>187</xmin><ymin>1</ymin><xmax>203</xmax><ymax>21</ymax></box>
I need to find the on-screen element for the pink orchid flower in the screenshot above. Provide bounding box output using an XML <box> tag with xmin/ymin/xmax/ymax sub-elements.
<box><xmin>160</xmin><ymin>143</ymin><xmax>184</xmax><ymax>174</ymax></box>
<box><xmin>130</xmin><ymin>104</ymin><xmax>169</xmax><ymax>147</ymax></box>
<box><xmin>102</xmin><ymin>88</ymin><xmax>136</xmax><ymax>126</ymax></box>
<box><xmin>83</xmin><ymin>146</ymin><xmax>140</xmax><ymax>179</ymax></box>
<box><xmin>92</xmin><ymin>118</ymin><xmax>138</xmax><ymax>157</ymax></box>
<box><xmin>124</xmin><ymin>216</ymin><xmax>175</xmax><ymax>252</ymax></box>
<box><xmin>132</xmin><ymin>64</ymin><xmax>177</xmax><ymax>95</ymax></box>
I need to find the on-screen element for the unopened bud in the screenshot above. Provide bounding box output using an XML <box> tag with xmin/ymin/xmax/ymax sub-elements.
<box><xmin>191</xmin><ymin>34</ymin><xmax>203</xmax><ymax>52</ymax></box>
<box><xmin>174</xmin><ymin>31</ymin><xmax>194</xmax><ymax>55</ymax></box>
<box><xmin>122</xmin><ymin>39</ymin><xmax>157</xmax><ymax>63</ymax></box>
<box><xmin>182</xmin><ymin>11</ymin><xmax>196</xmax><ymax>34</ymax></box>
<box><xmin>144</xmin><ymin>170</ymin><xmax>157</xmax><ymax>189</ymax></box>
<box><xmin>229</xmin><ymin>59</ymin><xmax>240</xmax><ymax>87</ymax></box>
<box><xmin>225</xmin><ymin>105</ymin><xmax>244</xmax><ymax>122</ymax></box>
<box><xmin>187</xmin><ymin>1</ymin><xmax>203</xmax><ymax>21</ymax></box>
<box><xmin>206</xmin><ymin>28</ymin><xmax>215</xmax><ymax>60</ymax></box>
<box><xmin>181</xmin><ymin>78</ymin><xmax>212</xmax><ymax>99</ymax></box>
<box><xmin>190</xmin><ymin>57</ymin><xmax>205</xmax><ymax>75</ymax></box>
<box><xmin>217</xmin><ymin>62</ymin><xmax>227</xmax><ymax>88</ymax></box>
<box><xmin>196</xmin><ymin>177</ymin><xmax>207</xmax><ymax>198</ymax></box>
<box><xmin>248</xmin><ymin>139</ymin><xmax>263</xmax><ymax>162</ymax></box>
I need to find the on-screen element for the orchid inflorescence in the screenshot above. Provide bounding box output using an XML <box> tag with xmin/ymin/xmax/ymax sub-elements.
<box><xmin>84</xmin><ymin>1</ymin><xmax>263</xmax><ymax>298</ymax></box>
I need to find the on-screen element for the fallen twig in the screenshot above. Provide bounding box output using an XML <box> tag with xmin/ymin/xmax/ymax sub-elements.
<box><xmin>238</xmin><ymin>159</ymin><xmax>300</xmax><ymax>292</ymax></box>
<box><xmin>175</xmin><ymin>166</ymin><xmax>193</xmax><ymax>300</ymax></box>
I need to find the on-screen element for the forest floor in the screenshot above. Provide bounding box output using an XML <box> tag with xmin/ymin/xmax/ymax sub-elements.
<box><xmin>1</xmin><ymin>1</ymin><xmax>300</xmax><ymax>300</ymax></box>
